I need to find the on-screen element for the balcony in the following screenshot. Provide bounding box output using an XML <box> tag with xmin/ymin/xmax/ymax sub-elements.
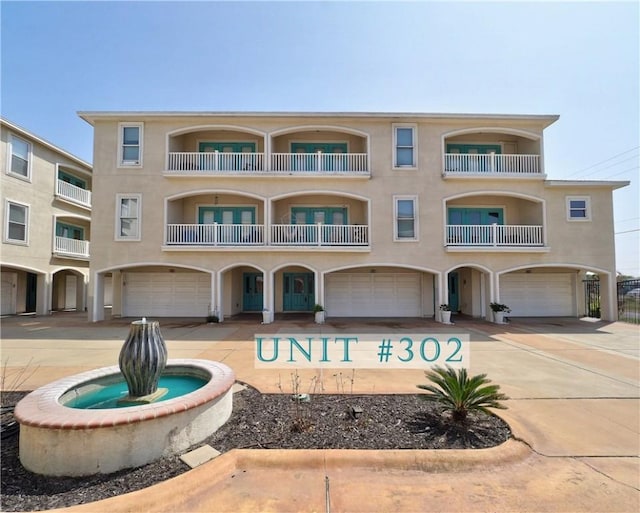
<box><xmin>166</xmin><ymin>152</ymin><xmax>265</xmax><ymax>174</ymax></box>
<box><xmin>270</xmin><ymin>152</ymin><xmax>368</xmax><ymax>175</ymax></box>
<box><xmin>164</xmin><ymin>223</ymin><xmax>369</xmax><ymax>249</ymax></box>
<box><xmin>54</xmin><ymin>236</ymin><xmax>90</xmax><ymax>259</ymax></box>
<box><xmin>446</xmin><ymin>224</ymin><xmax>546</xmax><ymax>251</ymax></box>
<box><xmin>443</xmin><ymin>154</ymin><xmax>541</xmax><ymax>176</ymax></box>
<box><xmin>271</xmin><ymin>224</ymin><xmax>368</xmax><ymax>246</ymax></box>
<box><xmin>56</xmin><ymin>179</ymin><xmax>91</xmax><ymax>208</ymax></box>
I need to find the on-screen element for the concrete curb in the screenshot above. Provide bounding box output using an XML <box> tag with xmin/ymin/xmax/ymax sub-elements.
<box><xmin>231</xmin><ymin>438</ymin><xmax>531</xmax><ymax>472</ymax></box>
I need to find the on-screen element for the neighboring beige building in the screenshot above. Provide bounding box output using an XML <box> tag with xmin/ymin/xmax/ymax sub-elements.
<box><xmin>1</xmin><ymin>118</ymin><xmax>92</xmax><ymax>316</ymax></box>
<box><xmin>78</xmin><ymin>112</ymin><xmax>627</xmax><ymax>322</ymax></box>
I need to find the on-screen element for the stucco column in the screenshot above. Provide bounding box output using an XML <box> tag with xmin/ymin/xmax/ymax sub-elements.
<box><xmin>216</xmin><ymin>271</ymin><xmax>224</xmax><ymax>322</ymax></box>
<box><xmin>210</xmin><ymin>272</ymin><xmax>217</xmax><ymax>319</ymax></box>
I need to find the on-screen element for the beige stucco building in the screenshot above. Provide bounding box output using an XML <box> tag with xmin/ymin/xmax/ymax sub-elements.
<box><xmin>1</xmin><ymin>118</ymin><xmax>92</xmax><ymax>316</ymax></box>
<box><xmin>78</xmin><ymin>112</ymin><xmax>627</xmax><ymax>322</ymax></box>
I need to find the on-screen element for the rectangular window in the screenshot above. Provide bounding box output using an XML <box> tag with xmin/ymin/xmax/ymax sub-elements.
<box><xmin>5</xmin><ymin>201</ymin><xmax>29</xmax><ymax>244</ymax></box>
<box><xmin>8</xmin><ymin>135</ymin><xmax>31</xmax><ymax>179</ymax></box>
<box><xmin>116</xmin><ymin>194</ymin><xmax>141</xmax><ymax>240</ymax></box>
<box><xmin>567</xmin><ymin>196</ymin><xmax>591</xmax><ymax>221</ymax></box>
<box><xmin>119</xmin><ymin>123</ymin><xmax>143</xmax><ymax>166</ymax></box>
<box><xmin>393</xmin><ymin>124</ymin><xmax>416</xmax><ymax>168</ymax></box>
<box><xmin>394</xmin><ymin>196</ymin><xmax>418</xmax><ymax>240</ymax></box>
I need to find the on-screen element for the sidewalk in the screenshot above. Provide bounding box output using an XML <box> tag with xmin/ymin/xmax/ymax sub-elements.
<box><xmin>1</xmin><ymin>312</ymin><xmax>639</xmax><ymax>512</ymax></box>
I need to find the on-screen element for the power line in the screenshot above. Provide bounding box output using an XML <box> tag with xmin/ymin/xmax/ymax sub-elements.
<box><xmin>564</xmin><ymin>145</ymin><xmax>640</xmax><ymax>178</ymax></box>
<box><xmin>615</xmin><ymin>228</ymin><xmax>640</xmax><ymax>235</ymax></box>
<box><xmin>579</xmin><ymin>155</ymin><xmax>639</xmax><ymax>179</ymax></box>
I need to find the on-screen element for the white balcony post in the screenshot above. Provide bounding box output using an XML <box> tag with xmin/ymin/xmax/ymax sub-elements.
<box><xmin>214</xmin><ymin>150</ymin><xmax>219</xmax><ymax>171</ymax></box>
<box><xmin>490</xmin><ymin>152</ymin><xmax>495</xmax><ymax>172</ymax></box>
<box><xmin>317</xmin><ymin>222</ymin><xmax>322</xmax><ymax>246</ymax></box>
<box><xmin>492</xmin><ymin>223</ymin><xmax>497</xmax><ymax>247</ymax></box>
<box><xmin>214</xmin><ymin>222</ymin><xmax>219</xmax><ymax>245</ymax></box>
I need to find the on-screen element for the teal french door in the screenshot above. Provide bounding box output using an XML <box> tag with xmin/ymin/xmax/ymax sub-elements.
<box><xmin>448</xmin><ymin>272</ymin><xmax>459</xmax><ymax>312</ymax></box>
<box><xmin>243</xmin><ymin>273</ymin><xmax>264</xmax><ymax>311</ymax></box>
<box><xmin>198</xmin><ymin>207</ymin><xmax>255</xmax><ymax>225</ymax></box>
<box><xmin>448</xmin><ymin>208</ymin><xmax>503</xmax><ymax>226</ymax></box>
<box><xmin>198</xmin><ymin>142</ymin><xmax>256</xmax><ymax>170</ymax></box>
<box><xmin>446</xmin><ymin>143</ymin><xmax>502</xmax><ymax>172</ymax></box>
<box><xmin>56</xmin><ymin>222</ymin><xmax>84</xmax><ymax>240</ymax></box>
<box><xmin>283</xmin><ymin>273</ymin><xmax>314</xmax><ymax>311</ymax></box>
<box><xmin>448</xmin><ymin>208</ymin><xmax>504</xmax><ymax>244</ymax></box>
<box><xmin>291</xmin><ymin>207</ymin><xmax>347</xmax><ymax>225</ymax></box>
<box><xmin>291</xmin><ymin>142</ymin><xmax>347</xmax><ymax>171</ymax></box>
<box><xmin>58</xmin><ymin>170</ymin><xmax>86</xmax><ymax>189</ymax></box>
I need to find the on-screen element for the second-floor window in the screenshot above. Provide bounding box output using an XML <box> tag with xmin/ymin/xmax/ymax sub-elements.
<box><xmin>567</xmin><ymin>196</ymin><xmax>591</xmax><ymax>221</ymax></box>
<box><xmin>119</xmin><ymin>123</ymin><xmax>143</xmax><ymax>167</ymax></box>
<box><xmin>394</xmin><ymin>196</ymin><xmax>418</xmax><ymax>240</ymax></box>
<box><xmin>393</xmin><ymin>124</ymin><xmax>416</xmax><ymax>168</ymax></box>
<box><xmin>8</xmin><ymin>135</ymin><xmax>31</xmax><ymax>180</ymax></box>
<box><xmin>5</xmin><ymin>200</ymin><xmax>29</xmax><ymax>244</ymax></box>
<box><xmin>116</xmin><ymin>194</ymin><xmax>141</xmax><ymax>240</ymax></box>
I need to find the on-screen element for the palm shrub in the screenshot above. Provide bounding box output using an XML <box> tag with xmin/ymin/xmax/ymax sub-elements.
<box><xmin>417</xmin><ymin>366</ymin><xmax>508</xmax><ymax>423</ymax></box>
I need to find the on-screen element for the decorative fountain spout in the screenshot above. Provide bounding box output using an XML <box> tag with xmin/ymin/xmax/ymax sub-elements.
<box><xmin>118</xmin><ymin>318</ymin><xmax>168</xmax><ymax>404</ymax></box>
<box><xmin>14</xmin><ymin>319</ymin><xmax>235</xmax><ymax>476</ymax></box>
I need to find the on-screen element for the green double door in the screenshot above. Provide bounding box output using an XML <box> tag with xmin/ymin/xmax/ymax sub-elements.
<box><xmin>448</xmin><ymin>208</ymin><xmax>504</xmax><ymax>245</ymax></box>
<box><xmin>291</xmin><ymin>143</ymin><xmax>347</xmax><ymax>171</ymax></box>
<box><xmin>446</xmin><ymin>143</ymin><xmax>502</xmax><ymax>172</ymax></box>
<box><xmin>198</xmin><ymin>142</ymin><xmax>256</xmax><ymax>170</ymax></box>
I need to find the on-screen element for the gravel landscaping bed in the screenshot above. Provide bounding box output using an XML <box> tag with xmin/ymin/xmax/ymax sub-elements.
<box><xmin>1</xmin><ymin>385</ymin><xmax>511</xmax><ymax>512</ymax></box>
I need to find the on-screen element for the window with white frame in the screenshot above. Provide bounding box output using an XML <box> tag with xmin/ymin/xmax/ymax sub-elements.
<box><xmin>118</xmin><ymin>123</ymin><xmax>143</xmax><ymax>167</ymax></box>
<box><xmin>7</xmin><ymin>135</ymin><xmax>31</xmax><ymax>179</ymax></box>
<box><xmin>4</xmin><ymin>200</ymin><xmax>29</xmax><ymax>244</ymax></box>
<box><xmin>393</xmin><ymin>124</ymin><xmax>417</xmax><ymax>168</ymax></box>
<box><xmin>116</xmin><ymin>194</ymin><xmax>141</xmax><ymax>240</ymax></box>
<box><xmin>394</xmin><ymin>196</ymin><xmax>418</xmax><ymax>240</ymax></box>
<box><xmin>566</xmin><ymin>196</ymin><xmax>591</xmax><ymax>221</ymax></box>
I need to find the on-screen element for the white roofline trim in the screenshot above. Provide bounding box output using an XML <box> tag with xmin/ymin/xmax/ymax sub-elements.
<box><xmin>545</xmin><ymin>180</ymin><xmax>630</xmax><ymax>190</ymax></box>
<box><xmin>1</xmin><ymin>117</ymin><xmax>92</xmax><ymax>170</ymax></box>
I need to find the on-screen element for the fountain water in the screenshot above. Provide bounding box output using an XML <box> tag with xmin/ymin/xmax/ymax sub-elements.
<box><xmin>14</xmin><ymin>319</ymin><xmax>235</xmax><ymax>476</ymax></box>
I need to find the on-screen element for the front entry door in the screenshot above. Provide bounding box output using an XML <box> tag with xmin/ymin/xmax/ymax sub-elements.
<box><xmin>283</xmin><ymin>273</ymin><xmax>314</xmax><ymax>311</ymax></box>
<box><xmin>243</xmin><ymin>273</ymin><xmax>263</xmax><ymax>311</ymax></box>
<box><xmin>448</xmin><ymin>272</ymin><xmax>459</xmax><ymax>312</ymax></box>
<box><xmin>26</xmin><ymin>272</ymin><xmax>37</xmax><ymax>313</ymax></box>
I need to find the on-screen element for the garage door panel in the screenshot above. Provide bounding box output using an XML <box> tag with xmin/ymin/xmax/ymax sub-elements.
<box><xmin>124</xmin><ymin>272</ymin><xmax>210</xmax><ymax>317</ymax></box>
<box><xmin>501</xmin><ymin>273</ymin><xmax>574</xmax><ymax>317</ymax></box>
<box><xmin>326</xmin><ymin>273</ymin><xmax>421</xmax><ymax>317</ymax></box>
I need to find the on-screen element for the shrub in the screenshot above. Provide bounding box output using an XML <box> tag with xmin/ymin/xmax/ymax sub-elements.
<box><xmin>417</xmin><ymin>366</ymin><xmax>508</xmax><ymax>423</ymax></box>
<box><xmin>439</xmin><ymin>304</ymin><xmax>452</xmax><ymax>311</ymax></box>
<box><xmin>489</xmin><ymin>302</ymin><xmax>511</xmax><ymax>313</ymax></box>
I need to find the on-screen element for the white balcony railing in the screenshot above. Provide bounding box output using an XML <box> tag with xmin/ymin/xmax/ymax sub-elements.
<box><xmin>56</xmin><ymin>180</ymin><xmax>91</xmax><ymax>207</ymax></box>
<box><xmin>271</xmin><ymin>153</ymin><xmax>369</xmax><ymax>174</ymax></box>
<box><xmin>446</xmin><ymin>224</ymin><xmax>543</xmax><ymax>246</ymax></box>
<box><xmin>444</xmin><ymin>154</ymin><xmax>541</xmax><ymax>175</ymax></box>
<box><xmin>54</xmin><ymin>236</ymin><xmax>90</xmax><ymax>257</ymax></box>
<box><xmin>166</xmin><ymin>224</ymin><xmax>265</xmax><ymax>245</ymax></box>
<box><xmin>167</xmin><ymin>152</ymin><xmax>265</xmax><ymax>173</ymax></box>
<box><xmin>271</xmin><ymin>224</ymin><xmax>369</xmax><ymax>246</ymax></box>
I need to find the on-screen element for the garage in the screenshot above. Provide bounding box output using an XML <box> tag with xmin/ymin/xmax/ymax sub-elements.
<box><xmin>325</xmin><ymin>272</ymin><xmax>422</xmax><ymax>317</ymax></box>
<box><xmin>500</xmin><ymin>272</ymin><xmax>575</xmax><ymax>317</ymax></box>
<box><xmin>123</xmin><ymin>272</ymin><xmax>211</xmax><ymax>317</ymax></box>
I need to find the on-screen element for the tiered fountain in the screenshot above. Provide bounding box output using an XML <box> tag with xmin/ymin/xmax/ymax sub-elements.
<box><xmin>15</xmin><ymin>319</ymin><xmax>235</xmax><ymax>476</ymax></box>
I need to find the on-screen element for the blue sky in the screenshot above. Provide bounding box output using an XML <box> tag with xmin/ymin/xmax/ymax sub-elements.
<box><xmin>2</xmin><ymin>0</ymin><xmax>639</xmax><ymax>275</ymax></box>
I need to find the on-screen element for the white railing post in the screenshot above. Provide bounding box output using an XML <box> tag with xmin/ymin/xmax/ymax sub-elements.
<box><xmin>213</xmin><ymin>222</ymin><xmax>219</xmax><ymax>245</ymax></box>
<box><xmin>317</xmin><ymin>223</ymin><xmax>322</xmax><ymax>246</ymax></box>
<box><xmin>492</xmin><ymin>224</ymin><xmax>497</xmax><ymax>247</ymax></box>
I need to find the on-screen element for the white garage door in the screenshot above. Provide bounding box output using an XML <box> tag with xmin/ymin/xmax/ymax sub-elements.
<box><xmin>500</xmin><ymin>273</ymin><xmax>574</xmax><ymax>317</ymax></box>
<box><xmin>1</xmin><ymin>272</ymin><xmax>17</xmax><ymax>316</ymax></box>
<box><xmin>123</xmin><ymin>272</ymin><xmax>211</xmax><ymax>317</ymax></box>
<box><xmin>325</xmin><ymin>273</ymin><xmax>422</xmax><ymax>317</ymax></box>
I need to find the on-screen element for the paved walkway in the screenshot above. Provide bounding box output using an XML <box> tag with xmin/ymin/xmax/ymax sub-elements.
<box><xmin>1</xmin><ymin>313</ymin><xmax>638</xmax><ymax>512</ymax></box>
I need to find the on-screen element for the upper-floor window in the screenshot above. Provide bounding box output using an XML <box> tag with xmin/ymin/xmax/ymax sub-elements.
<box><xmin>393</xmin><ymin>124</ymin><xmax>417</xmax><ymax>168</ymax></box>
<box><xmin>116</xmin><ymin>194</ymin><xmax>141</xmax><ymax>240</ymax></box>
<box><xmin>7</xmin><ymin>134</ymin><xmax>32</xmax><ymax>180</ymax></box>
<box><xmin>118</xmin><ymin>123</ymin><xmax>143</xmax><ymax>167</ymax></box>
<box><xmin>566</xmin><ymin>196</ymin><xmax>591</xmax><ymax>221</ymax></box>
<box><xmin>394</xmin><ymin>195</ymin><xmax>418</xmax><ymax>241</ymax></box>
<box><xmin>4</xmin><ymin>200</ymin><xmax>29</xmax><ymax>244</ymax></box>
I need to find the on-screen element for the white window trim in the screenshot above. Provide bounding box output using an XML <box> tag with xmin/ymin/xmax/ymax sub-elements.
<box><xmin>4</xmin><ymin>199</ymin><xmax>30</xmax><ymax>245</ymax></box>
<box><xmin>115</xmin><ymin>193</ymin><xmax>142</xmax><ymax>241</ymax></box>
<box><xmin>566</xmin><ymin>196</ymin><xmax>591</xmax><ymax>222</ymax></box>
<box><xmin>393</xmin><ymin>195</ymin><xmax>418</xmax><ymax>241</ymax></box>
<box><xmin>6</xmin><ymin>134</ymin><xmax>32</xmax><ymax>181</ymax></box>
<box><xmin>392</xmin><ymin>123</ymin><xmax>417</xmax><ymax>169</ymax></box>
<box><xmin>118</xmin><ymin>122</ymin><xmax>144</xmax><ymax>168</ymax></box>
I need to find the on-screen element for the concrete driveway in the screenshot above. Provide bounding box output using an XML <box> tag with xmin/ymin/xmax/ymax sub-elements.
<box><xmin>1</xmin><ymin>312</ymin><xmax>638</xmax><ymax>512</ymax></box>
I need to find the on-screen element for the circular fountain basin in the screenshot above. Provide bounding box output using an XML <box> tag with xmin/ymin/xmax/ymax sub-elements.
<box><xmin>14</xmin><ymin>359</ymin><xmax>235</xmax><ymax>476</ymax></box>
